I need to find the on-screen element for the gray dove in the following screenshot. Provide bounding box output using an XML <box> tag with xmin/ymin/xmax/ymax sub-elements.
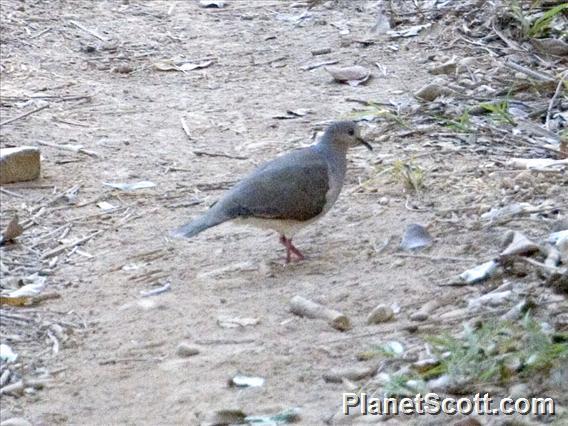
<box><xmin>172</xmin><ymin>121</ymin><xmax>372</xmax><ymax>263</ymax></box>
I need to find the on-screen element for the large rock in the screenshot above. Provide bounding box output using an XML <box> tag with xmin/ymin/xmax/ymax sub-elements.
<box><xmin>0</xmin><ymin>146</ymin><xmax>40</xmax><ymax>184</ymax></box>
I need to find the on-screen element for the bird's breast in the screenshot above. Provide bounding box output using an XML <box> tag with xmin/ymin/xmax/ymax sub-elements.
<box><xmin>321</xmin><ymin>161</ymin><xmax>346</xmax><ymax>215</ymax></box>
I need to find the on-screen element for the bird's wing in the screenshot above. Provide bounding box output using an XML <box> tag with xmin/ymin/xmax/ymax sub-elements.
<box><xmin>217</xmin><ymin>148</ymin><xmax>330</xmax><ymax>222</ymax></box>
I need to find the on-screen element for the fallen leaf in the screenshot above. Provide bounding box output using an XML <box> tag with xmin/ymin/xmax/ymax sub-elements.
<box><xmin>0</xmin><ymin>215</ymin><xmax>23</xmax><ymax>245</ymax></box>
<box><xmin>382</xmin><ymin>341</ymin><xmax>404</xmax><ymax>356</ymax></box>
<box><xmin>217</xmin><ymin>316</ymin><xmax>260</xmax><ymax>328</ymax></box>
<box><xmin>7</xmin><ymin>276</ymin><xmax>46</xmax><ymax>297</ymax></box>
<box><xmin>388</xmin><ymin>23</ymin><xmax>431</xmax><ymax>38</ymax></box>
<box><xmin>153</xmin><ymin>60</ymin><xmax>178</xmax><ymax>71</ymax></box>
<box><xmin>154</xmin><ymin>59</ymin><xmax>213</xmax><ymax>73</ymax></box>
<box><xmin>245</xmin><ymin>408</ymin><xmax>301</xmax><ymax>425</ymax></box>
<box><xmin>400</xmin><ymin>224</ymin><xmax>433</xmax><ymax>251</ymax></box>
<box><xmin>0</xmin><ymin>295</ymin><xmax>32</xmax><ymax>307</ymax></box>
<box><xmin>507</xmin><ymin>158</ymin><xmax>568</xmax><ymax>171</ymax></box>
<box><xmin>97</xmin><ymin>201</ymin><xmax>116</xmax><ymax>211</ymax></box>
<box><xmin>103</xmin><ymin>181</ymin><xmax>156</xmax><ymax>191</ymax></box>
<box><xmin>178</xmin><ymin>60</ymin><xmax>213</xmax><ymax>72</ymax></box>
<box><xmin>0</xmin><ymin>343</ymin><xmax>18</xmax><ymax>362</ymax></box>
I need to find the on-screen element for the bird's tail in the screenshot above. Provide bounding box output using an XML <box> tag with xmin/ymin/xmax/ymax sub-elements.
<box><xmin>170</xmin><ymin>212</ymin><xmax>226</xmax><ymax>239</ymax></box>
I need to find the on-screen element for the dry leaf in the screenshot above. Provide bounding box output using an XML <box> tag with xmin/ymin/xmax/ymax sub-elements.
<box><xmin>415</xmin><ymin>83</ymin><xmax>455</xmax><ymax>101</ymax></box>
<box><xmin>388</xmin><ymin>23</ymin><xmax>431</xmax><ymax>38</ymax></box>
<box><xmin>178</xmin><ymin>60</ymin><xmax>213</xmax><ymax>72</ymax></box>
<box><xmin>103</xmin><ymin>181</ymin><xmax>156</xmax><ymax>191</ymax></box>
<box><xmin>154</xmin><ymin>59</ymin><xmax>213</xmax><ymax>72</ymax></box>
<box><xmin>1</xmin><ymin>215</ymin><xmax>23</xmax><ymax>245</ymax></box>
<box><xmin>217</xmin><ymin>316</ymin><xmax>260</xmax><ymax>328</ymax></box>
<box><xmin>0</xmin><ymin>343</ymin><xmax>18</xmax><ymax>362</ymax></box>
<box><xmin>0</xmin><ymin>295</ymin><xmax>33</xmax><ymax>307</ymax></box>
<box><xmin>153</xmin><ymin>60</ymin><xmax>179</xmax><ymax>71</ymax></box>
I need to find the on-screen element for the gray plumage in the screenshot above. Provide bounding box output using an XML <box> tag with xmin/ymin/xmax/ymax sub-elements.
<box><xmin>172</xmin><ymin>121</ymin><xmax>371</xmax><ymax>262</ymax></box>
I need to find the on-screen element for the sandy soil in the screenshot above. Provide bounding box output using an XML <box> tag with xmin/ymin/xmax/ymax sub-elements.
<box><xmin>2</xmin><ymin>1</ymin><xmax>565</xmax><ymax>425</ymax></box>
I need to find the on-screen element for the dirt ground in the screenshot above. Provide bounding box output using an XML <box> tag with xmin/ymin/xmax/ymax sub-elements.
<box><xmin>1</xmin><ymin>1</ymin><xmax>566</xmax><ymax>425</ymax></box>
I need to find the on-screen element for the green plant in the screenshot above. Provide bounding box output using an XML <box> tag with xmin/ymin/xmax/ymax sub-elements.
<box><xmin>382</xmin><ymin>373</ymin><xmax>421</xmax><ymax>397</ymax></box>
<box><xmin>506</xmin><ymin>0</ymin><xmax>567</xmax><ymax>39</ymax></box>
<box><xmin>350</xmin><ymin>103</ymin><xmax>410</xmax><ymax>129</ymax></box>
<box><xmin>391</xmin><ymin>160</ymin><xmax>425</xmax><ymax>192</ymax></box>
<box><xmin>507</xmin><ymin>0</ymin><xmax>532</xmax><ymax>37</ymax></box>
<box><xmin>437</xmin><ymin>110</ymin><xmax>475</xmax><ymax>133</ymax></box>
<box><xmin>521</xmin><ymin>313</ymin><xmax>568</xmax><ymax>372</ymax></box>
<box><xmin>528</xmin><ymin>3</ymin><xmax>568</xmax><ymax>38</ymax></box>
<box><xmin>424</xmin><ymin>316</ymin><xmax>568</xmax><ymax>386</ymax></box>
<box><xmin>479</xmin><ymin>100</ymin><xmax>516</xmax><ymax>125</ymax></box>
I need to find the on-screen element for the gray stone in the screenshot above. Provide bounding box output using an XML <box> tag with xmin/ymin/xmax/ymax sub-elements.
<box><xmin>176</xmin><ymin>342</ymin><xmax>200</xmax><ymax>357</ymax></box>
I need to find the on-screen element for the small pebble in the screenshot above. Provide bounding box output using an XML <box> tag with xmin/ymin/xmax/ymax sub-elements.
<box><xmin>176</xmin><ymin>342</ymin><xmax>200</xmax><ymax>357</ymax></box>
<box><xmin>508</xmin><ymin>383</ymin><xmax>530</xmax><ymax>399</ymax></box>
<box><xmin>112</xmin><ymin>64</ymin><xmax>133</xmax><ymax>74</ymax></box>
<box><xmin>311</xmin><ymin>47</ymin><xmax>332</xmax><ymax>56</ymax></box>
<box><xmin>410</xmin><ymin>312</ymin><xmax>428</xmax><ymax>322</ymax></box>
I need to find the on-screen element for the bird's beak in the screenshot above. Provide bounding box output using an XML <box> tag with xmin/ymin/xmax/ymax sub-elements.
<box><xmin>357</xmin><ymin>137</ymin><xmax>373</xmax><ymax>151</ymax></box>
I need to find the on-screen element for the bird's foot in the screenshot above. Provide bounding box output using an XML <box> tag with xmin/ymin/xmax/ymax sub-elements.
<box><xmin>279</xmin><ymin>235</ymin><xmax>305</xmax><ymax>264</ymax></box>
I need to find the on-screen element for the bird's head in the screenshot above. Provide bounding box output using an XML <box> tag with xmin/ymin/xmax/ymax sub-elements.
<box><xmin>323</xmin><ymin>121</ymin><xmax>372</xmax><ymax>151</ymax></box>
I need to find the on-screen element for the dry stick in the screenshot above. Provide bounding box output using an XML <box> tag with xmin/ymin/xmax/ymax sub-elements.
<box><xmin>180</xmin><ymin>117</ymin><xmax>193</xmax><ymax>141</ymax></box>
<box><xmin>69</xmin><ymin>20</ymin><xmax>108</xmax><ymax>41</ymax></box>
<box><xmin>323</xmin><ymin>365</ymin><xmax>378</xmax><ymax>383</ymax></box>
<box><xmin>393</xmin><ymin>253</ymin><xmax>476</xmax><ymax>262</ymax></box>
<box><xmin>41</xmin><ymin>230</ymin><xmax>102</xmax><ymax>259</ymax></box>
<box><xmin>30</xmin><ymin>27</ymin><xmax>52</xmax><ymax>39</ymax></box>
<box><xmin>545</xmin><ymin>73</ymin><xmax>566</xmax><ymax>131</ymax></box>
<box><xmin>30</xmin><ymin>94</ymin><xmax>91</xmax><ymax>102</ymax></box>
<box><xmin>0</xmin><ymin>188</ymin><xmax>24</xmax><ymax>198</ymax></box>
<box><xmin>0</xmin><ymin>380</ymin><xmax>24</xmax><ymax>395</ymax></box>
<box><xmin>36</xmin><ymin>140</ymin><xmax>99</xmax><ymax>157</ymax></box>
<box><xmin>503</xmin><ymin>60</ymin><xmax>555</xmax><ymax>82</ymax></box>
<box><xmin>301</xmin><ymin>59</ymin><xmax>338</xmax><ymax>71</ymax></box>
<box><xmin>289</xmin><ymin>295</ymin><xmax>351</xmax><ymax>331</ymax></box>
<box><xmin>0</xmin><ymin>369</ymin><xmax>10</xmax><ymax>387</ymax></box>
<box><xmin>193</xmin><ymin>150</ymin><xmax>248</xmax><ymax>161</ymax></box>
<box><xmin>491</xmin><ymin>21</ymin><xmax>522</xmax><ymax>51</ymax></box>
<box><xmin>0</xmin><ymin>104</ymin><xmax>49</xmax><ymax>126</ymax></box>
<box><xmin>98</xmin><ymin>357</ymin><xmax>161</xmax><ymax>366</ymax></box>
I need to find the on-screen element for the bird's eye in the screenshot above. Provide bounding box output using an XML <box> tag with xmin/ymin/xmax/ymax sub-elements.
<box><xmin>348</xmin><ymin>129</ymin><xmax>354</xmax><ymax>136</ymax></box>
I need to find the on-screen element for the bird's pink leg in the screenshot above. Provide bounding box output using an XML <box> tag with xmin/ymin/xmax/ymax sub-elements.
<box><xmin>279</xmin><ymin>235</ymin><xmax>305</xmax><ymax>263</ymax></box>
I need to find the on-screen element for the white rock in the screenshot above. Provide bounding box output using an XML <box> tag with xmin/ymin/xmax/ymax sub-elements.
<box><xmin>0</xmin><ymin>146</ymin><xmax>40</xmax><ymax>184</ymax></box>
<box><xmin>508</xmin><ymin>383</ymin><xmax>530</xmax><ymax>399</ymax></box>
<box><xmin>428</xmin><ymin>374</ymin><xmax>452</xmax><ymax>392</ymax></box>
<box><xmin>468</xmin><ymin>290</ymin><xmax>513</xmax><ymax>310</ymax></box>
<box><xmin>366</xmin><ymin>304</ymin><xmax>394</xmax><ymax>324</ymax></box>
